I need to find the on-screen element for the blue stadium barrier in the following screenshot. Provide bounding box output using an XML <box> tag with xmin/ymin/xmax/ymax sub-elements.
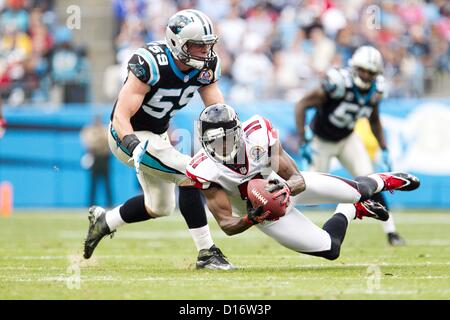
<box><xmin>1</xmin><ymin>99</ymin><xmax>449</xmax><ymax>209</ymax></box>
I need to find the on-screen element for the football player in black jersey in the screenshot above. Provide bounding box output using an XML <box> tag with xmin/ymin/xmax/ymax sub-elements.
<box><xmin>295</xmin><ymin>46</ymin><xmax>405</xmax><ymax>246</ymax></box>
<box><xmin>83</xmin><ymin>9</ymin><xmax>234</xmax><ymax>269</ymax></box>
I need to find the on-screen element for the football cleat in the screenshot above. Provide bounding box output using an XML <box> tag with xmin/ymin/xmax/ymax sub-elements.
<box><xmin>83</xmin><ymin>206</ymin><xmax>115</xmax><ymax>259</ymax></box>
<box><xmin>377</xmin><ymin>172</ymin><xmax>420</xmax><ymax>192</ymax></box>
<box><xmin>196</xmin><ymin>245</ymin><xmax>236</xmax><ymax>270</ymax></box>
<box><xmin>387</xmin><ymin>232</ymin><xmax>406</xmax><ymax>246</ymax></box>
<box><xmin>354</xmin><ymin>200</ymin><xmax>389</xmax><ymax>221</ymax></box>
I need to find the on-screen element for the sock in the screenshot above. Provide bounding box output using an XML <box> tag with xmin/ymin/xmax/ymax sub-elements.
<box><xmin>105</xmin><ymin>205</ymin><xmax>126</xmax><ymax>231</ymax></box>
<box><xmin>354</xmin><ymin>176</ymin><xmax>378</xmax><ymax>200</ymax></box>
<box><xmin>189</xmin><ymin>225</ymin><xmax>214</xmax><ymax>251</ymax></box>
<box><xmin>368</xmin><ymin>174</ymin><xmax>385</xmax><ymax>193</ymax></box>
<box><xmin>179</xmin><ymin>187</ymin><xmax>214</xmax><ymax>251</ymax></box>
<box><xmin>322</xmin><ymin>213</ymin><xmax>349</xmax><ymax>245</ymax></box>
<box><xmin>119</xmin><ymin>195</ymin><xmax>152</xmax><ymax>223</ymax></box>
<box><xmin>178</xmin><ymin>187</ymin><xmax>208</xmax><ymax>228</ymax></box>
<box><xmin>382</xmin><ymin>215</ymin><xmax>396</xmax><ymax>234</ymax></box>
<box><xmin>334</xmin><ymin>203</ymin><xmax>356</xmax><ymax>223</ymax></box>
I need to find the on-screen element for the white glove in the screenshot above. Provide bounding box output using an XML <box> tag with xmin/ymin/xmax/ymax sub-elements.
<box><xmin>131</xmin><ymin>140</ymin><xmax>149</xmax><ymax>174</ymax></box>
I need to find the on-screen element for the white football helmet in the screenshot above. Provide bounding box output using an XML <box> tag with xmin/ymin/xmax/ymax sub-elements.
<box><xmin>165</xmin><ymin>9</ymin><xmax>218</xmax><ymax>70</ymax></box>
<box><xmin>348</xmin><ymin>46</ymin><xmax>383</xmax><ymax>89</ymax></box>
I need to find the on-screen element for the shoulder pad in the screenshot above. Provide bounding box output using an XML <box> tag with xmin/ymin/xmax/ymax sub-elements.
<box><xmin>128</xmin><ymin>47</ymin><xmax>160</xmax><ymax>86</ymax></box>
<box><xmin>322</xmin><ymin>68</ymin><xmax>347</xmax><ymax>99</ymax></box>
<box><xmin>243</xmin><ymin>115</ymin><xmax>277</xmax><ymax>147</ymax></box>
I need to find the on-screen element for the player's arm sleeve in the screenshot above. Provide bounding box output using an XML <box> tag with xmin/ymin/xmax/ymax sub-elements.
<box><xmin>127</xmin><ymin>48</ymin><xmax>160</xmax><ymax>86</ymax></box>
<box><xmin>261</xmin><ymin>116</ymin><xmax>278</xmax><ymax>147</ymax></box>
<box><xmin>321</xmin><ymin>68</ymin><xmax>345</xmax><ymax>99</ymax></box>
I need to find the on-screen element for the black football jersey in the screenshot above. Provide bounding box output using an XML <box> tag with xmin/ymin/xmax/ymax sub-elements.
<box><xmin>310</xmin><ymin>68</ymin><xmax>384</xmax><ymax>141</ymax></box>
<box><xmin>111</xmin><ymin>41</ymin><xmax>221</xmax><ymax>134</ymax></box>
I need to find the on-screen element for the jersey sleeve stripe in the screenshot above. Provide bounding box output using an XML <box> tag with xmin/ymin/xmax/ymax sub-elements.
<box><xmin>243</xmin><ymin>120</ymin><xmax>259</xmax><ymax>132</ymax></box>
<box><xmin>136</xmin><ymin>48</ymin><xmax>160</xmax><ymax>85</ymax></box>
<box><xmin>245</xmin><ymin>124</ymin><xmax>262</xmax><ymax>137</ymax></box>
<box><xmin>185</xmin><ymin>169</ymin><xmax>211</xmax><ymax>189</ymax></box>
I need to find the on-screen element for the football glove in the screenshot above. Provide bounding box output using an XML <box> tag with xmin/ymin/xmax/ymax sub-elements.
<box><xmin>245</xmin><ymin>200</ymin><xmax>272</xmax><ymax>225</ymax></box>
<box><xmin>299</xmin><ymin>141</ymin><xmax>313</xmax><ymax>168</ymax></box>
<box><xmin>131</xmin><ymin>140</ymin><xmax>149</xmax><ymax>175</ymax></box>
<box><xmin>381</xmin><ymin>148</ymin><xmax>392</xmax><ymax>172</ymax></box>
<box><xmin>265</xmin><ymin>179</ymin><xmax>291</xmax><ymax>207</ymax></box>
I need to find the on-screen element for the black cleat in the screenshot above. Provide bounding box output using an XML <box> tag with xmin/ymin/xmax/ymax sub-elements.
<box><xmin>83</xmin><ymin>206</ymin><xmax>114</xmax><ymax>259</ymax></box>
<box><xmin>354</xmin><ymin>200</ymin><xmax>390</xmax><ymax>222</ymax></box>
<box><xmin>377</xmin><ymin>172</ymin><xmax>420</xmax><ymax>192</ymax></box>
<box><xmin>196</xmin><ymin>245</ymin><xmax>236</xmax><ymax>270</ymax></box>
<box><xmin>388</xmin><ymin>232</ymin><xmax>406</xmax><ymax>246</ymax></box>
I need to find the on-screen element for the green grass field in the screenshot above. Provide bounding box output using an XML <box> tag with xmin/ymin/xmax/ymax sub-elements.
<box><xmin>0</xmin><ymin>210</ymin><xmax>449</xmax><ymax>299</ymax></box>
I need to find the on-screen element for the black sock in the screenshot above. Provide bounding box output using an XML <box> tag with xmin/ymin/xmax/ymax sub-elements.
<box><xmin>119</xmin><ymin>195</ymin><xmax>152</xmax><ymax>223</ymax></box>
<box><xmin>371</xmin><ymin>192</ymin><xmax>390</xmax><ymax>211</ymax></box>
<box><xmin>304</xmin><ymin>213</ymin><xmax>348</xmax><ymax>260</ymax></box>
<box><xmin>355</xmin><ymin>176</ymin><xmax>379</xmax><ymax>200</ymax></box>
<box><xmin>178</xmin><ymin>187</ymin><xmax>207</xmax><ymax>229</ymax></box>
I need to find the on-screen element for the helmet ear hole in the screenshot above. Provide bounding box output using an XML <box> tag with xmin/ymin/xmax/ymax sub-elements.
<box><xmin>171</xmin><ymin>39</ymin><xmax>176</xmax><ymax>47</ymax></box>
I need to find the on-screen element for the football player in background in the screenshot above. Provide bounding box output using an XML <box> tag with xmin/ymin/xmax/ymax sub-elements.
<box><xmin>83</xmin><ymin>9</ymin><xmax>234</xmax><ymax>270</ymax></box>
<box><xmin>295</xmin><ymin>46</ymin><xmax>405</xmax><ymax>246</ymax></box>
<box><xmin>186</xmin><ymin>104</ymin><xmax>419</xmax><ymax>259</ymax></box>
<box><xmin>0</xmin><ymin>98</ymin><xmax>6</xmax><ymax>139</ymax></box>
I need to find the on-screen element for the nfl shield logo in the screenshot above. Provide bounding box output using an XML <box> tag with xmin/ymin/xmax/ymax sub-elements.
<box><xmin>198</xmin><ymin>69</ymin><xmax>213</xmax><ymax>84</ymax></box>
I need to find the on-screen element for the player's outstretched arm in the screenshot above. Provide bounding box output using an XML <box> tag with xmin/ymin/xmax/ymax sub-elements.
<box><xmin>272</xmin><ymin>140</ymin><xmax>306</xmax><ymax>196</ymax></box>
<box><xmin>202</xmin><ymin>186</ymin><xmax>253</xmax><ymax>236</ymax></box>
<box><xmin>295</xmin><ymin>86</ymin><xmax>326</xmax><ymax>144</ymax></box>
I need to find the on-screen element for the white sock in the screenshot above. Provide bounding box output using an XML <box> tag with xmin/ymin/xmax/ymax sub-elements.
<box><xmin>382</xmin><ymin>214</ymin><xmax>396</xmax><ymax>233</ymax></box>
<box><xmin>335</xmin><ymin>203</ymin><xmax>356</xmax><ymax>223</ymax></box>
<box><xmin>105</xmin><ymin>205</ymin><xmax>126</xmax><ymax>231</ymax></box>
<box><xmin>189</xmin><ymin>225</ymin><xmax>214</xmax><ymax>251</ymax></box>
<box><xmin>368</xmin><ymin>174</ymin><xmax>385</xmax><ymax>193</ymax></box>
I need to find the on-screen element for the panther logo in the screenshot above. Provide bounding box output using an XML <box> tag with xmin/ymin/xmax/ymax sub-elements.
<box><xmin>168</xmin><ymin>15</ymin><xmax>193</xmax><ymax>34</ymax></box>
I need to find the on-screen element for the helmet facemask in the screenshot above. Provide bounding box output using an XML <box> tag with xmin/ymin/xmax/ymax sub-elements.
<box><xmin>348</xmin><ymin>46</ymin><xmax>383</xmax><ymax>90</ymax></box>
<box><xmin>351</xmin><ymin>66</ymin><xmax>378</xmax><ymax>90</ymax></box>
<box><xmin>180</xmin><ymin>38</ymin><xmax>218</xmax><ymax>69</ymax></box>
<box><xmin>200</xmin><ymin>122</ymin><xmax>243</xmax><ymax>164</ymax></box>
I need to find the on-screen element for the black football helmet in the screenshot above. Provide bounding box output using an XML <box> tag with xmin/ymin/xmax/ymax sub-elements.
<box><xmin>198</xmin><ymin>104</ymin><xmax>243</xmax><ymax>163</ymax></box>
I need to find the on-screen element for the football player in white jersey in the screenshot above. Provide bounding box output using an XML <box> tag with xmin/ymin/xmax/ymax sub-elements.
<box><xmin>83</xmin><ymin>10</ymin><xmax>234</xmax><ymax>270</ymax></box>
<box><xmin>295</xmin><ymin>46</ymin><xmax>406</xmax><ymax>246</ymax></box>
<box><xmin>186</xmin><ymin>104</ymin><xmax>419</xmax><ymax>259</ymax></box>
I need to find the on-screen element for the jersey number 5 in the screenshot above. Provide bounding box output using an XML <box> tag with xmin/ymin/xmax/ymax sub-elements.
<box><xmin>142</xmin><ymin>86</ymin><xmax>200</xmax><ymax>119</ymax></box>
<box><xmin>329</xmin><ymin>102</ymin><xmax>372</xmax><ymax>129</ymax></box>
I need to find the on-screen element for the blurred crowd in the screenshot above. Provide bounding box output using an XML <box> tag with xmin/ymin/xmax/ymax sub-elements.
<box><xmin>0</xmin><ymin>0</ymin><xmax>90</xmax><ymax>106</ymax></box>
<box><xmin>111</xmin><ymin>0</ymin><xmax>450</xmax><ymax>102</ymax></box>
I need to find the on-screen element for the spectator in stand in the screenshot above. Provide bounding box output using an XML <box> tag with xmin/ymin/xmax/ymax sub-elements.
<box><xmin>48</xmin><ymin>27</ymin><xmax>90</xmax><ymax>103</ymax></box>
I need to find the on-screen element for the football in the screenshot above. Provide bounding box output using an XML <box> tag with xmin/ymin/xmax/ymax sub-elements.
<box><xmin>247</xmin><ymin>179</ymin><xmax>288</xmax><ymax>218</ymax></box>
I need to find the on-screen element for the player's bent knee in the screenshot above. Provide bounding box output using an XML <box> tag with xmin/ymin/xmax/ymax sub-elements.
<box><xmin>147</xmin><ymin>202</ymin><xmax>176</xmax><ymax>218</ymax></box>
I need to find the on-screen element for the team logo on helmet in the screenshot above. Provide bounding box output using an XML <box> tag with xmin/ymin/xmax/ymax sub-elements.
<box><xmin>250</xmin><ymin>146</ymin><xmax>266</xmax><ymax>162</ymax></box>
<box><xmin>198</xmin><ymin>68</ymin><xmax>213</xmax><ymax>84</ymax></box>
<box><xmin>168</xmin><ymin>15</ymin><xmax>192</xmax><ymax>35</ymax></box>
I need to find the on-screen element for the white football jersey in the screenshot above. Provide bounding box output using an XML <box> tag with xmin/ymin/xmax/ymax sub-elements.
<box><xmin>186</xmin><ymin>115</ymin><xmax>278</xmax><ymax>216</ymax></box>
